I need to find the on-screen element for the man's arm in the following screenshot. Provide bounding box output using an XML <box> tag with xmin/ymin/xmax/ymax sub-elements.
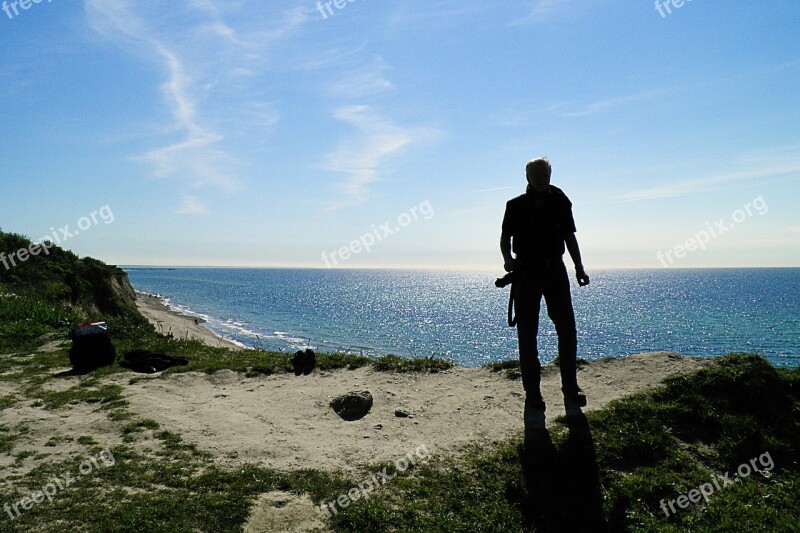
<box><xmin>501</xmin><ymin>234</ymin><xmax>515</xmax><ymax>272</ymax></box>
<box><xmin>500</xmin><ymin>201</ymin><xmax>517</xmax><ymax>272</ymax></box>
<box><xmin>565</xmin><ymin>232</ymin><xmax>590</xmax><ymax>286</ymax></box>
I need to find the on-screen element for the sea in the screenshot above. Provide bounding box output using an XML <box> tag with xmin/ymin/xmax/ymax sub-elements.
<box><xmin>124</xmin><ymin>268</ymin><xmax>800</xmax><ymax>369</ymax></box>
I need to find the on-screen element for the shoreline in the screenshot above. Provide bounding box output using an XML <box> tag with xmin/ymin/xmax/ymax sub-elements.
<box><xmin>134</xmin><ymin>291</ymin><xmax>244</xmax><ymax>350</ymax></box>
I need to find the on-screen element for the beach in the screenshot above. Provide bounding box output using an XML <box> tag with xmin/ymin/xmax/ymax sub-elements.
<box><xmin>135</xmin><ymin>292</ymin><xmax>243</xmax><ymax>351</ymax></box>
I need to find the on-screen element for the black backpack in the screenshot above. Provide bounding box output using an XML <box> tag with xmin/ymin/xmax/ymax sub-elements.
<box><xmin>69</xmin><ymin>321</ymin><xmax>116</xmax><ymax>372</ymax></box>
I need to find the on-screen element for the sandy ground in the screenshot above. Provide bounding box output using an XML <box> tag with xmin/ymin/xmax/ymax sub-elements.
<box><xmin>0</xmin><ymin>301</ymin><xmax>716</xmax><ymax>531</ymax></box>
<box><xmin>115</xmin><ymin>351</ymin><xmax>712</xmax><ymax>473</ymax></box>
<box><xmin>135</xmin><ymin>292</ymin><xmax>242</xmax><ymax>350</ymax></box>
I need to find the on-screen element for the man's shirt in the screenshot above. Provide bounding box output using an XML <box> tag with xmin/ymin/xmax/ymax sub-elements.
<box><xmin>501</xmin><ymin>185</ymin><xmax>577</xmax><ymax>261</ymax></box>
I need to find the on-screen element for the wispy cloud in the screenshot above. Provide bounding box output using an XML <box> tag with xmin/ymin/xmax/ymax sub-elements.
<box><xmin>523</xmin><ymin>0</ymin><xmax>568</xmax><ymax>22</ymax></box>
<box><xmin>175</xmin><ymin>195</ymin><xmax>209</xmax><ymax>215</ymax></box>
<box><xmin>471</xmin><ymin>186</ymin><xmax>515</xmax><ymax>194</ymax></box>
<box><xmin>326</xmin><ymin>67</ymin><xmax>395</xmax><ymax>99</ymax></box>
<box><xmin>515</xmin><ymin>0</ymin><xmax>604</xmax><ymax>25</ymax></box>
<box><xmin>617</xmin><ymin>163</ymin><xmax>800</xmax><ymax>202</ymax></box>
<box><xmin>84</xmin><ymin>0</ymin><xmax>307</xmax><ymax>210</ymax></box>
<box><xmin>562</xmin><ymin>89</ymin><xmax>665</xmax><ymax>117</ymax></box>
<box><xmin>321</xmin><ymin>106</ymin><xmax>439</xmax><ymax>212</ymax></box>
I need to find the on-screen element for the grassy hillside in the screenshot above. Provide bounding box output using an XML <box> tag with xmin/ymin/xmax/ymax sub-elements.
<box><xmin>0</xmin><ymin>230</ymin><xmax>145</xmax><ymax>352</ymax></box>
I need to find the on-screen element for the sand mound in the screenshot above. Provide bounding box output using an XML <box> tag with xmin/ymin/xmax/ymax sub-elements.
<box><xmin>243</xmin><ymin>492</ymin><xmax>331</xmax><ymax>533</ymax></box>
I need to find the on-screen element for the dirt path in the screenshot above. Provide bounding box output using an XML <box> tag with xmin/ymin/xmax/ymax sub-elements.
<box><xmin>115</xmin><ymin>351</ymin><xmax>711</xmax><ymax>473</ymax></box>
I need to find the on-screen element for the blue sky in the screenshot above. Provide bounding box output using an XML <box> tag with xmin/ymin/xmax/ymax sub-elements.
<box><xmin>1</xmin><ymin>0</ymin><xmax>798</xmax><ymax>269</ymax></box>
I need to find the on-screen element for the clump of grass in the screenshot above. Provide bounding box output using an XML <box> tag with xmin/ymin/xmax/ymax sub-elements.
<box><xmin>122</xmin><ymin>419</ymin><xmax>160</xmax><ymax>436</ymax></box>
<box><xmin>28</xmin><ymin>382</ymin><xmax>126</xmax><ymax>411</ymax></box>
<box><xmin>318</xmin><ymin>351</ymin><xmax>373</xmax><ymax>371</ymax></box>
<box><xmin>485</xmin><ymin>359</ymin><xmax>518</xmax><ymax>372</ymax></box>
<box><xmin>484</xmin><ymin>359</ymin><xmax>522</xmax><ymax>380</ymax></box>
<box><xmin>13</xmin><ymin>450</ymin><xmax>37</xmax><ymax>467</ymax></box>
<box><xmin>0</xmin><ymin>423</ymin><xmax>30</xmax><ymax>455</ymax></box>
<box><xmin>45</xmin><ymin>435</ymin><xmax>75</xmax><ymax>447</ymax></box>
<box><xmin>372</xmin><ymin>354</ymin><xmax>453</xmax><ymax>373</ymax></box>
<box><xmin>0</xmin><ymin>296</ymin><xmax>79</xmax><ymax>352</ymax></box>
<box><xmin>0</xmin><ymin>394</ymin><xmax>17</xmax><ymax>410</ymax></box>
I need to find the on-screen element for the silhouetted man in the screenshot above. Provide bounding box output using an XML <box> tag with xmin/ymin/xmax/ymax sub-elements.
<box><xmin>501</xmin><ymin>158</ymin><xmax>589</xmax><ymax>424</ymax></box>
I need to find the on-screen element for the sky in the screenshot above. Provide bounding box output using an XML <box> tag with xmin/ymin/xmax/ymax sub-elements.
<box><xmin>1</xmin><ymin>0</ymin><xmax>799</xmax><ymax>270</ymax></box>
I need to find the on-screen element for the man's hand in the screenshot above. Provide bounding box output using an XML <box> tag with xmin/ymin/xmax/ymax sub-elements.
<box><xmin>576</xmin><ymin>267</ymin><xmax>590</xmax><ymax>287</ymax></box>
<box><xmin>504</xmin><ymin>258</ymin><xmax>517</xmax><ymax>273</ymax></box>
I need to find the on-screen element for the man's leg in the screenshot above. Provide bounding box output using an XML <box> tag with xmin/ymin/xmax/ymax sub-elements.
<box><xmin>542</xmin><ymin>261</ymin><xmax>582</xmax><ymax>401</ymax></box>
<box><xmin>515</xmin><ymin>275</ymin><xmax>543</xmax><ymax>403</ymax></box>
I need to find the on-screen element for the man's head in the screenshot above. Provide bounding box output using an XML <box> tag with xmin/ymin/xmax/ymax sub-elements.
<box><xmin>526</xmin><ymin>157</ymin><xmax>551</xmax><ymax>192</ymax></box>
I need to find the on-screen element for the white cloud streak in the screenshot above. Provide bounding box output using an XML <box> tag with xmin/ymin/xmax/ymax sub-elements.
<box><xmin>562</xmin><ymin>89</ymin><xmax>665</xmax><ymax>117</ymax></box>
<box><xmin>175</xmin><ymin>195</ymin><xmax>209</xmax><ymax>215</ymax></box>
<box><xmin>617</xmin><ymin>164</ymin><xmax>800</xmax><ymax>202</ymax></box>
<box><xmin>322</xmin><ymin>106</ymin><xmax>439</xmax><ymax>212</ymax></box>
<box><xmin>84</xmin><ymin>0</ymin><xmax>308</xmax><ymax>211</ymax></box>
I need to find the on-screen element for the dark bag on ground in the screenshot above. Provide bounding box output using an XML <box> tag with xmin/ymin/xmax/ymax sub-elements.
<box><xmin>69</xmin><ymin>321</ymin><xmax>116</xmax><ymax>372</ymax></box>
<box><xmin>120</xmin><ymin>349</ymin><xmax>189</xmax><ymax>374</ymax></box>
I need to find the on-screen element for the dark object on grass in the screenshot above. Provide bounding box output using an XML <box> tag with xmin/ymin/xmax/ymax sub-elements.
<box><xmin>291</xmin><ymin>349</ymin><xmax>317</xmax><ymax>376</ymax></box>
<box><xmin>69</xmin><ymin>321</ymin><xmax>116</xmax><ymax>372</ymax></box>
<box><xmin>330</xmin><ymin>390</ymin><xmax>373</xmax><ymax>421</ymax></box>
<box><xmin>120</xmin><ymin>349</ymin><xmax>189</xmax><ymax>374</ymax></box>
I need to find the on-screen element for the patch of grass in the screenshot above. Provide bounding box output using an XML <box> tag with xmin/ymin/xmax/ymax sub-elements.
<box><xmin>77</xmin><ymin>435</ymin><xmax>98</xmax><ymax>446</ymax></box>
<box><xmin>108</xmin><ymin>410</ymin><xmax>136</xmax><ymax>422</ymax></box>
<box><xmin>45</xmin><ymin>435</ymin><xmax>75</xmax><ymax>447</ymax></box>
<box><xmin>0</xmin><ymin>394</ymin><xmax>17</xmax><ymax>410</ymax></box>
<box><xmin>121</xmin><ymin>419</ymin><xmax>161</xmax><ymax>436</ymax></box>
<box><xmin>0</xmin><ymin>295</ymin><xmax>79</xmax><ymax>352</ymax></box>
<box><xmin>484</xmin><ymin>359</ymin><xmax>522</xmax><ymax>380</ymax></box>
<box><xmin>485</xmin><ymin>359</ymin><xmax>519</xmax><ymax>372</ymax></box>
<box><xmin>13</xmin><ymin>449</ymin><xmax>36</xmax><ymax>467</ymax></box>
<box><xmin>0</xmin><ymin>433</ymin><xmax>358</xmax><ymax>533</ymax></box>
<box><xmin>30</xmin><ymin>382</ymin><xmax>126</xmax><ymax>411</ymax></box>
<box><xmin>0</xmin><ymin>423</ymin><xmax>30</xmax><ymax>455</ymax></box>
<box><xmin>372</xmin><ymin>354</ymin><xmax>454</xmax><ymax>373</ymax></box>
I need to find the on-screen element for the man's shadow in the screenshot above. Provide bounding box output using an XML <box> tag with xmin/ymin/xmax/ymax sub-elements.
<box><xmin>519</xmin><ymin>408</ymin><xmax>606</xmax><ymax>532</ymax></box>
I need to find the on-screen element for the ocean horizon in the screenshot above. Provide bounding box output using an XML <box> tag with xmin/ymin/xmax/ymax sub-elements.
<box><xmin>124</xmin><ymin>267</ymin><xmax>800</xmax><ymax>369</ymax></box>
